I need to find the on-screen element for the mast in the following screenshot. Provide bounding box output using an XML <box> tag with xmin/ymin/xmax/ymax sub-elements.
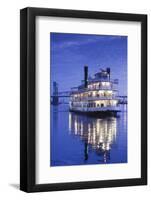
<box><xmin>84</xmin><ymin>65</ymin><xmax>88</xmax><ymax>88</ymax></box>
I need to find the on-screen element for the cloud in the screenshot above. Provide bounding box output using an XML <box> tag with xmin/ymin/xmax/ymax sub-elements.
<box><xmin>56</xmin><ymin>38</ymin><xmax>98</xmax><ymax>49</ymax></box>
<box><xmin>52</xmin><ymin>34</ymin><xmax>126</xmax><ymax>50</ymax></box>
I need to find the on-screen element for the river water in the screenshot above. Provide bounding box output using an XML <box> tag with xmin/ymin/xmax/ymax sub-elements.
<box><xmin>50</xmin><ymin>104</ymin><xmax>127</xmax><ymax>166</ymax></box>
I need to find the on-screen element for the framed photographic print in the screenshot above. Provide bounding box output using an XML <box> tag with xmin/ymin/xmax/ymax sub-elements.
<box><xmin>20</xmin><ymin>7</ymin><xmax>147</xmax><ymax>192</ymax></box>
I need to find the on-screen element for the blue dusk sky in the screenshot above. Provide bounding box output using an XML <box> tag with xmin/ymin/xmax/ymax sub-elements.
<box><xmin>50</xmin><ymin>33</ymin><xmax>127</xmax><ymax>96</ymax></box>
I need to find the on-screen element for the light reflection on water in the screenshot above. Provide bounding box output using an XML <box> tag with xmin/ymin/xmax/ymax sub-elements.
<box><xmin>51</xmin><ymin>104</ymin><xmax>127</xmax><ymax>166</ymax></box>
<box><xmin>69</xmin><ymin>113</ymin><xmax>117</xmax><ymax>162</ymax></box>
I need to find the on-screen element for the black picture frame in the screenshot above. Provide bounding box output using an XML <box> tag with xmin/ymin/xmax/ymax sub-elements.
<box><xmin>20</xmin><ymin>7</ymin><xmax>147</xmax><ymax>192</ymax></box>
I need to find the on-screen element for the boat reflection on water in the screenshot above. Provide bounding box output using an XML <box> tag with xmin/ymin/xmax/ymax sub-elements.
<box><xmin>51</xmin><ymin>104</ymin><xmax>127</xmax><ymax>166</ymax></box>
<box><xmin>69</xmin><ymin>113</ymin><xmax>117</xmax><ymax>163</ymax></box>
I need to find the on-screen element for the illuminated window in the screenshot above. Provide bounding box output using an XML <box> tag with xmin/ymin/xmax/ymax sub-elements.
<box><xmin>107</xmin><ymin>91</ymin><xmax>112</xmax><ymax>94</ymax></box>
<box><xmin>106</xmin><ymin>82</ymin><xmax>110</xmax><ymax>86</ymax></box>
<box><xmin>102</xmin><ymin>82</ymin><xmax>110</xmax><ymax>87</ymax></box>
<box><xmin>92</xmin><ymin>91</ymin><xmax>96</xmax><ymax>96</ymax></box>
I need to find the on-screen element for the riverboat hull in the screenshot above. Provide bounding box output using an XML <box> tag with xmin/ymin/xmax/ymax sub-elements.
<box><xmin>69</xmin><ymin>107</ymin><xmax>121</xmax><ymax>117</ymax></box>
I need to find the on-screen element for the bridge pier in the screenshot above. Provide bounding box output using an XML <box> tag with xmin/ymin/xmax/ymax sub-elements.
<box><xmin>52</xmin><ymin>82</ymin><xmax>59</xmax><ymax>105</ymax></box>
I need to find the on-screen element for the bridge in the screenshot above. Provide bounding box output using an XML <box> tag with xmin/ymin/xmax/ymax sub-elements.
<box><xmin>51</xmin><ymin>91</ymin><xmax>70</xmax><ymax>98</ymax></box>
<box><xmin>51</xmin><ymin>82</ymin><xmax>127</xmax><ymax>105</ymax></box>
<box><xmin>118</xmin><ymin>96</ymin><xmax>127</xmax><ymax>104</ymax></box>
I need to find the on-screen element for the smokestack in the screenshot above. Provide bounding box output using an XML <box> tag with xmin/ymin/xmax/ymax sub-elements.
<box><xmin>84</xmin><ymin>66</ymin><xmax>88</xmax><ymax>88</ymax></box>
<box><xmin>106</xmin><ymin>68</ymin><xmax>110</xmax><ymax>81</ymax></box>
